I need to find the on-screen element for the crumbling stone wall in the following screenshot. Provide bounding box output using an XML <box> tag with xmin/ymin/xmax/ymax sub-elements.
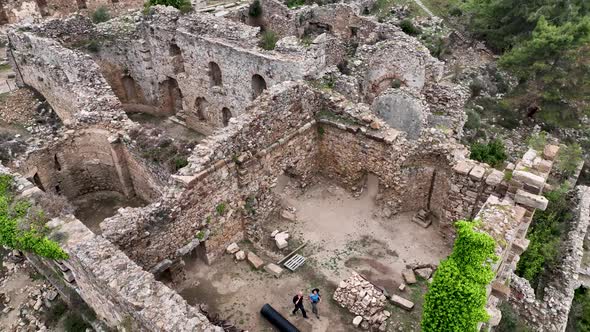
<box><xmin>507</xmin><ymin>186</ymin><xmax>590</xmax><ymax>332</ymax></box>
<box><xmin>17</xmin><ymin>128</ymin><xmax>162</xmax><ymax>203</ymax></box>
<box><xmin>94</xmin><ymin>7</ymin><xmax>322</xmax><ymax>133</ymax></box>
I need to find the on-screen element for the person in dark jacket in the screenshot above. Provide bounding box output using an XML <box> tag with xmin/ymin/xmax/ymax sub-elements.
<box><xmin>292</xmin><ymin>291</ymin><xmax>308</xmax><ymax>318</ymax></box>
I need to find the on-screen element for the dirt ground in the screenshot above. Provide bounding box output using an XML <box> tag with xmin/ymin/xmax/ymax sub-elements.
<box><xmin>72</xmin><ymin>192</ymin><xmax>147</xmax><ymax>234</ymax></box>
<box><xmin>0</xmin><ymin>47</ymin><xmax>17</xmax><ymax>95</ymax></box>
<box><xmin>176</xmin><ymin>175</ymin><xmax>450</xmax><ymax>331</ymax></box>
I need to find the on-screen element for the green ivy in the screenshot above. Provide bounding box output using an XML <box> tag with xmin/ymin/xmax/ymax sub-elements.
<box><xmin>0</xmin><ymin>175</ymin><xmax>68</xmax><ymax>260</ymax></box>
<box><xmin>422</xmin><ymin>220</ymin><xmax>497</xmax><ymax>332</ymax></box>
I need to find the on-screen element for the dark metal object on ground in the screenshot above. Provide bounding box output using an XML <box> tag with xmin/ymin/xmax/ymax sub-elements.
<box><xmin>260</xmin><ymin>303</ymin><xmax>300</xmax><ymax>332</ymax></box>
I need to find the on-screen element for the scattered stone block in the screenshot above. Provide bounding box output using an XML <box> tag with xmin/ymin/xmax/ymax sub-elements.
<box><xmin>543</xmin><ymin>145</ymin><xmax>559</xmax><ymax>160</ymax></box>
<box><xmin>513</xmin><ymin>171</ymin><xmax>545</xmax><ymax>191</ymax></box>
<box><xmin>270</xmin><ymin>230</ymin><xmax>279</xmax><ymax>238</ymax></box>
<box><xmin>235</xmin><ymin>250</ymin><xmax>246</xmax><ymax>261</ymax></box>
<box><xmin>415</xmin><ymin>267</ymin><xmax>433</xmax><ymax>280</ymax></box>
<box><xmin>485</xmin><ymin>170</ymin><xmax>504</xmax><ymax>186</ymax></box>
<box><xmin>402</xmin><ymin>269</ymin><xmax>416</xmax><ymax>285</ymax></box>
<box><xmin>63</xmin><ymin>270</ymin><xmax>75</xmax><ymax>283</ymax></box>
<box><xmin>515</xmin><ymin>190</ymin><xmax>548</xmax><ymax>210</ymax></box>
<box><xmin>247</xmin><ymin>252</ymin><xmax>264</xmax><ymax>269</ymax></box>
<box><xmin>353</xmin><ymin>316</ymin><xmax>363</xmax><ymax>327</ymax></box>
<box><xmin>390</xmin><ymin>295</ymin><xmax>414</xmax><ymax>311</ymax></box>
<box><xmin>281</xmin><ymin>209</ymin><xmax>296</xmax><ymax>222</ymax></box>
<box><xmin>264</xmin><ymin>263</ymin><xmax>284</xmax><ymax>277</ymax></box>
<box><xmin>226</xmin><ymin>242</ymin><xmax>240</xmax><ymax>254</ymax></box>
<box><xmin>45</xmin><ymin>290</ymin><xmax>58</xmax><ymax>301</ymax></box>
<box><xmin>275</xmin><ymin>236</ymin><xmax>288</xmax><ymax>249</ymax></box>
<box><xmin>398</xmin><ymin>284</ymin><xmax>406</xmax><ymax>292</ymax></box>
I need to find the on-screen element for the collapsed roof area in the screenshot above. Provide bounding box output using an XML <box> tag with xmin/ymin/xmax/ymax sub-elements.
<box><xmin>0</xmin><ymin>1</ymin><xmax>588</xmax><ymax>331</ymax></box>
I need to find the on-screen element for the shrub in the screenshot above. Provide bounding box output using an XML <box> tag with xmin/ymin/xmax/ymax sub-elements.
<box><xmin>248</xmin><ymin>0</ymin><xmax>262</xmax><ymax>17</ymax></box>
<box><xmin>556</xmin><ymin>143</ymin><xmax>583</xmax><ymax>177</ymax></box>
<box><xmin>449</xmin><ymin>5</ymin><xmax>462</xmax><ymax>16</ymax></box>
<box><xmin>287</xmin><ymin>0</ymin><xmax>306</xmax><ymax>8</ymax></box>
<box><xmin>63</xmin><ymin>312</ymin><xmax>90</xmax><ymax>332</ymax></box>
<box><xmin>173</xmin><ymin>157</ymin><xmax>188</xmax><ymax>171</ymax></box>
<box><xmin>259</xmin><ymin>30</ymin><xmax>278</xmax><ymax>50</ymax></box>
<box><xmin>144</xmin><ymin>0</ymin><xmax>192</xmax><ymax>13</ymax></box>
<box><xmin>400</xmin><ymin>19</ymin><xmax>421</xmax><ymax>36</ymax></box>
<box><xmin>516</xmin><ymin>186</ymin><xmax>570</xmax><ymax>292</ymax></box>
<box><xmin>87</xmin><ymin>40</ymin><xmax>100</xmax><ymax>53</ymax></box>
<box><xmin>527</xmin><ymin>131</ymin><xmax>547</xmax><ymax>152</ymax></box>
<box><xmin>469</xmin><ymin>139</ymin><xmax>508</xmax><ymax>168</ymax></box>
<box><xmin>91</xmin><ymin>6</ymin><xmax>110</xmax><ymax>23</ymax></box>
<box><xmin>216</xmin><ymin>202</ymin><xmax>226</xmax><ymax>216</ymax></box>
<box><xmin>0</xmin><ymin>175</ymin><xmax>68</xmax><ymax>260</ymax></box>
<box><xmin>391</xmin><ymin>78</ymin><xmax>402</xmax><ymax>89</ymax></box>
<box><xmin>567</xmin><ymin>287</ymin><xmax>590</xmax><ymax>332</ymax></box>
<box><xmin>422</xmin><ymin>220</ymin><xmax>497</xmax><ymax>332</ymax></box>
<box><xmin>464</xmin><ymin>110</ymin><xmax>481</xmax><ymax>130</ymax></box>
<box><xmin>469</xmin><ymin>79</ymin><xmax>485</xmax><ymax>97</ymax></box>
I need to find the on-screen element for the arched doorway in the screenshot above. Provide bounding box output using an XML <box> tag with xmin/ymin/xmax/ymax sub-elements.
<box><xmin>208</xmin><ymin>62</ymin><xmax>223</xmax><ymax>87</ymax></box>
<box><xmin>251</xmin><ymin>74</ymin><xmax>267</xmax><ymax>100</ymax></box>
<box><xmin>222</xmin><ymin>107</ymin><xmax>232</xmax><ymax>126</ymax></box>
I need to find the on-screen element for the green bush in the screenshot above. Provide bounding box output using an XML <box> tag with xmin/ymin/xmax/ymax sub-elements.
<box><xmin>496</xmin><ymin>302</ymin><xmax>532</xmax><ymax>332</ymax></box>
<box><xmin>400</xmin><ymin>19</ymin><xmax>421</xmax><ymax>36</ymax></box>
<box><xmin>469</xmin><ymin>139</ymin><xmax>508</xmax><ymax>168</ymax></box>
<box><xmin>173</xmin><ymin>157</ymin><xmax>188</xmax><ymax>171</ymax></box>
<box><xmin>567</xmin><ymin>287</ymin><xmax>590</xmax><ymax>332</ymax></box>
<box><xmin>216</xmin><ymin>202</ymin><xmax>226</xmax><ymax>216</ymax></box>
<box><xmin>422</xmin><ymin>220</ymin><xmax>497</xmax><ymax>332</ymax></box>
<box><xmin>0</xmin><ymin>175</ymin><xmax>68</xmax><ymax>260</ymax></box>
<box><xmin>259</xmin><ymin>30</ymin><xmax>278</xmax><ymax>50</ymax></box>
<box><xmin>91</xmin><ymin>6</ymin><xmax>110</xmax><ymax>23</ymax></box>
<box><xmin>145</xmin><ymin>0</ymin><xmax>192</xmax><ymax>13</ymax></box>
<box><xmin>248</xmin><ymin>0</ymin><xmax>262</xmax><ymax>17</ymax></box>
<box><xmin>464</xmin><ymin>110</ymin><xmax>481</xmax><ymax>130</ymax></box>
<box><xmin>63</xmin><ymin>312</ymin><xmax>90</xmax><ymax>332</ymax></box>
<box><xmin>469</xmin><ymin>79</ymin><xmax>485</xmax><ymax>97</ymax></box>
<box><xmin>516</xmin><ymin>186</ymin><xmax>570</xmax><ymax>292</ymax></box>
<box><xmin>556</xmin><ymin>143</ymin><xmax>583</xmax><ymax>177</ymax></box>
<box><xmin>287</xmin><ymin>0</ymin><xmax>306</xmax><ymax>8</ymax></box>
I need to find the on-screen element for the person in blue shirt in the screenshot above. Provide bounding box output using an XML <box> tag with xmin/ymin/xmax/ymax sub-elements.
<box><xmin>309</xmin><ymin>288</ymin><xmax>321</xmax><ymax>319</ymax></box>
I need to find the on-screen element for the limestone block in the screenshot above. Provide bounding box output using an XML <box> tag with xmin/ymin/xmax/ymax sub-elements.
<box><xmin>353</xmin><ymin>316</ymin><xmax>363</xmax><ymax>327</ymax></box>
<box><xmin>543</xmin><ymin>145</ymin><xmax>559</xmax><ymax>160</ymax></box>
<box><xmin>487</xmin><ymin>307</ymin><xmax>502</xmax><ymax>326</ymax></box>
<box><xmin>226</xmin><ymin>242</ymin><xmax>240</xmax><ymax>254</ymax></box>
<box><xmin>247</xmin><ymin>252</ymin><xmax>264</xmax><ymax>269</ymax></box>
<box><xmin>235</xmin><ymin>250</ymin><xmax>246</xmax><ymax>261</ymax></box>
<box><xmin>511</xmin><ymin>238</ymin><xmax>530</xmax><ymax>255</ymax></box>
<box><xmin>63</xmin><ymin>270</ymin><xmax>75</xmax><ymax>283</ymax></box>
<box><xmin>453</xmin><ymin>160</ymin><xmax>473</xmax><ymax>175</ymax></box>
<box><xmin>485</xmin><ymin>170</ymin><xmax>504</xmax><ymax>186</ymax></box>
<box><xmin>281</xmin><ymin>209</ymin><xmax>297</xmax><ymax>222</ymax></box>
<box><xmin>402</xmin><ymin>269</ymin><xmax>416</xmax><ymax>284</ymax></box>
<box><xmin>513</xmin><ymin>171</ymin><xmax>545</xmax><ymax>191</ymax></box>
<box><xmin>275</xmin><ymin>237</ymin><xmax>288</xmax><ymax>249</ymax></box>
<box><xmin>415</xmin><ymin>267</ymin><xmax>433</xmax><ymax>280</ymax></box>
<box><xmin>270</xmin><ymin>230</ymin><xmax>279</xmax><ymax>238</ymax></box>
<box><xmin>390</xmin><ymin>295</ymin><xmax>414</xmax><ymax>311</ymax></box>
<box><xmin>398</xmin><ymin>284</ymin><xmax>406</xmax><ymax>292</ymax></box>
<box><xmin>264</xmin><ymin>263</ymin><xmax>284</xmax><ymax>278</ymax></box>
<box><xmin>469</xmin><ymin>165</ymin><xmax>486</xmax><ymax>180</ymax></box>
<box><xmin>515</xmin><ymin>190</ymin><xmax>548</xmax><ymax>210</ymax></box>
<box><xmin>491</xmin><ymin>281</ymin><xmax>510</xmax><ymax>300</ymax></box>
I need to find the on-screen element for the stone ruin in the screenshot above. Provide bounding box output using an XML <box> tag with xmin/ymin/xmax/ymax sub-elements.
<box><xmin>0</xmin><ymin>1</ymin><xmax>587</xmax><ymax>331</ymax></box>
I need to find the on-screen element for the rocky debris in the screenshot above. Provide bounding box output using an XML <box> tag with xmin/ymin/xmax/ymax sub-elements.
<box><xmin>415</xmin><ymin>267</ymin><xmax>433</xmax><ymax>280</ymax></box>
<box><xmin>411</xmin><ymin>209</ymin><xmax>431</xmax><ymax>228</ymax></box>
<box><xmin>390</xmin><ymin>295</ymin><xmax>414</xmax><ymax>311</ymax></box>
<box><xmin>402</xmin><ymin>269</ymin><xmax>417</xmax><ymax>285</ymax></box>
<box><xmin>398</xmin><ymin>284</ymin><xmax>406</xmax><ymax>292</ymax></box>
<box><xmin>274</xmin><ymin>232</ymin><xmax>290</xmax><ymax>249</ymax></box>
<box><xmin>263</xmin><ymin>263</ymin><xmax>284</xmax><ymax>278</ymax></box>
<box><xmin>247</xmin><ymin>252</ymin><xmax>264</xmax><ymax>269</ymax></box>
<box><xmin>226</xmin><ymin>242</ymin><xmax>240</xmax><ymax>254</ymax></box>
<box><xmin>234</xmin><ymin>250</ymin><xmax>246</xmax><ymax>261</ymax></box>
<box><xmin>333</xmin><ymin>273</ymin><xmax>389</xmax><ymax>330</ymax></box>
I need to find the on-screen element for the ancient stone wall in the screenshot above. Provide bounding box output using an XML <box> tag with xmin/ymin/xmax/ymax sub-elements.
<box><xmin>507</xmin><ymin>186</ymin><xmax>590</xmax><ymax>332</ymax></box>
<box><xmin>95</xmin><ymin>7</ymin><xmax>322</xmax><ymax>133</ymax></box>
<box><xmin>7</xmin><ymin>28</ymin><xmax>126</xmax><ymax>127</ymax></box>
<box><xmin>17</xmin><ymin>128</ymin><xmax>162</xmax><ymax>203</ymax></box>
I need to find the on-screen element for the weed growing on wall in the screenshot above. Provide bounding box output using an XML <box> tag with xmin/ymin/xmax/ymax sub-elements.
<box><xmin>470</xmin><ymin>139</ymin><xmax>508</xmax><ymax>168</ymax></box>
<box><xmin>259</xmin><ymin>30</ymin><xmax>278</xmax><ymax>50</ymax></box>
<box><xmin>422</xmin><ymin>220</ymin><xmax>497</xmax><ymax>332</ymax></box>
<box><xmin>91</xmin><ymin>6</ymin><xmax>110</xmax><ymax>23</ymax></box>
<box><xmin>0</xmin><ymin>175</ymin><xmax>68</xmax><ymax>260</ymax></box>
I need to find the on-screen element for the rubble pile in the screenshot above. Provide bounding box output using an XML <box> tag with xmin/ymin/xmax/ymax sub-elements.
<box><xmin>333</xmin><ymin>273</ymin><xmax>390</xmax><ymax>330</ymax></box>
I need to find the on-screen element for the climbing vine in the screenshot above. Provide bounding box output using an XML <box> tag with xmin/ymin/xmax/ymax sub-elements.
<box><xmin>422</xmin><ymin>220</ymin><xmax>497</xmax><ymax>332</ymax></box>
<box><xmin>0</xmin><ymin>174</ymin><xmax>68</xmax><ymax>260</ymax></box>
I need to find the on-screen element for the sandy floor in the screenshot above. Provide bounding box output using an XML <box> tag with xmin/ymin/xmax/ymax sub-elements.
<box><xmin>175</xmin><ymin>175</ymin><xmax>450</xmax><ymax>331</ymax></box>
<box><xmin>0</xmin><ymin>260</ymin><xmax>44</xmax><ymax>331</ymax></box>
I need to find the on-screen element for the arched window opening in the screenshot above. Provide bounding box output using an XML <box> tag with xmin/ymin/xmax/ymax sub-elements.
<box><xmin>251</xmin><ymin>74</ymin><xmax>267</xmax><ymax>100</ymax></box>
<box><xmin>222</xmin><ymin>107</ymin><xmax>232</xmax><ymax>127</ymax></box>
<box><xmin>195</xmin><ymin>97</ymin><xmax>208</xmax><ymax>121</ymax></box>
<box><xmin>208</xmin><ymin>62</ymin><xmax>223</xmax><ymax>87</ymax></box>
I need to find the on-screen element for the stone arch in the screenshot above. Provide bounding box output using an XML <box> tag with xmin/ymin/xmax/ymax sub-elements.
<box><xmin>251</xmin><ymin>74</ymin><xmax>267</xmax><ymax>100</ymax></box>
<box><xmin>208</xmin><ymin>62</ymin><xmax>223</xmax><ymax>87</ymax></box>
<box><xmin>222</xmin><ymin>107</ymin><xmax>232</xmax><ymax>127</ymax></box>
<box><xmin>169</xmin><ymin>43</ymin><xmax>185</xmax><ymax>74</ymax></box>
<box><xmin>195</xmin><ymin>97</ymin><xmax>208</xmax><ymax>121</ymax></box>
<box><xmin>159</xmin><ymin>78</ymin><xmax>183</xmax><ymax>115</ymax></box>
